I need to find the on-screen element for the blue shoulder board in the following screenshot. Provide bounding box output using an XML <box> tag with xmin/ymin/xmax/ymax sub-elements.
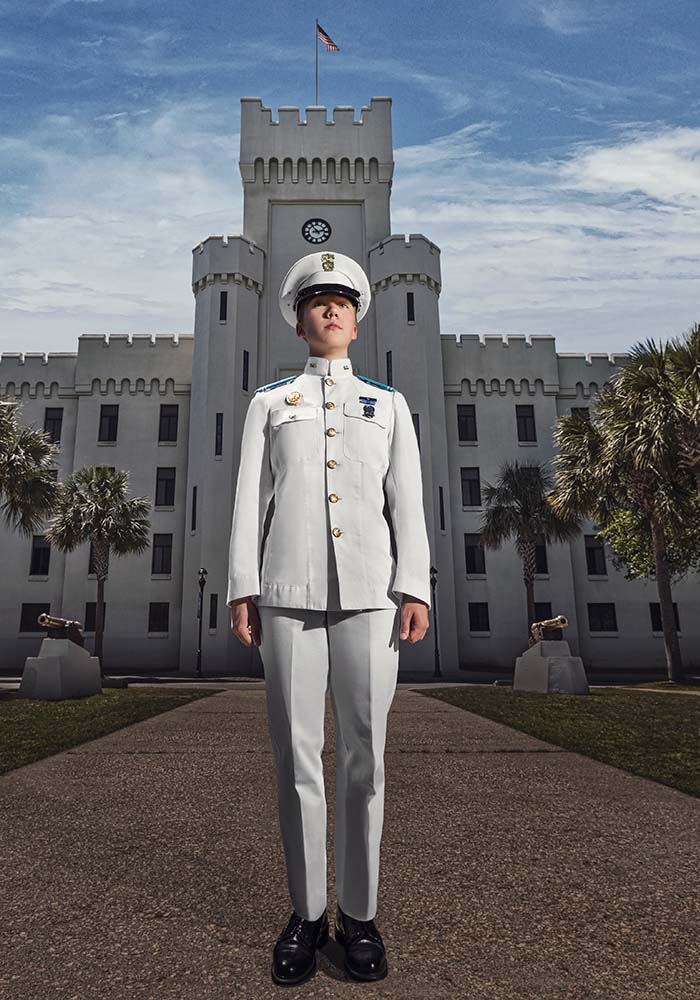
<box><xmin>254</xmin><ymin>374</ymin><xmax>299</xmax><ymax>394</ymax></box>
<box><xmin>356</xmin><ymin>373</ymin><xmax>396</xmax><ymax>393</ymax></box>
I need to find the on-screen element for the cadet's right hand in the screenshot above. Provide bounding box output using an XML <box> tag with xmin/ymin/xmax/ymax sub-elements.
<box><xmin>229</xmin><ymin>597</ymin><xmax>262</xmax><ymax>647</ymax></box>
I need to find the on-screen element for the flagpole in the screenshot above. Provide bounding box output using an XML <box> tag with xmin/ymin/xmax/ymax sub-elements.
<box><xmin>315</xmin><ymin>18</ymin><xmax>319</xmax><ymax>104</ymax></box>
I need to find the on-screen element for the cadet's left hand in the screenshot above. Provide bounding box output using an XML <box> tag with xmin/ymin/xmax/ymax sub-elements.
<box><xmin>400</xmin><ymin>597</ymin><xmax>430</xmax><ymax>642</ymax></box>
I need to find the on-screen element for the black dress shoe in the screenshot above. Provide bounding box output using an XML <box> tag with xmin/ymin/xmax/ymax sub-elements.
<box><xmin>335</xmin><ymin>905</ymin><xmax>388</xmax><ymax>981</ymax></box>
<box><xmin>271</xmin><ymin>908</ymin><xmax>329</xmax><ymax>986</ymax></box>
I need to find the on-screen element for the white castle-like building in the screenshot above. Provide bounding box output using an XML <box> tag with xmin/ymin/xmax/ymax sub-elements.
<box><xmin>2</xmin><ymin>96</ymin><xmax>697</xmax><ymax>678</ymax></box>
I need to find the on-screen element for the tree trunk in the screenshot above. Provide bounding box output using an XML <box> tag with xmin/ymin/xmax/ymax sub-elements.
<box><xmin>649</xmin><ymin>515</ymin><xmax>684</xmax><ymax>682</ymax></box>
<box><xmin>92</xmin><ymin>538</ymin><xmax>109</xmax><ymax>674</ymax></box>
<box><xmin>94</xmin><ymin>575</ymin><xmax>105</xmax><ymax>673</ymax></box>
<box><xmin>522</xmin><ymin>542</ymin><xmax>537</xmax><ymax>644</ymax></box>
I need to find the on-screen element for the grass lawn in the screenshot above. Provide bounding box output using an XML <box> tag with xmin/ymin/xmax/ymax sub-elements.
<box><xmin>0</xmin><ymin>686</ymin><xmax>221</xmax><ymax>775</ymax></box>
<box><xmin>418</xmin><ymin>685</ymin><xmax>700</xmax><ymax>799</ymax></box>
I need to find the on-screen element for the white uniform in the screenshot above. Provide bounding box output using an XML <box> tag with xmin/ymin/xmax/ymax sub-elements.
<box><xmin>226</xmin><ymin>355</ymin><xmax>431</xmax><ymax>611</ymax></box>
<box><xmin>227</xmin><ymin>252</ymin><xmax>431</xmax><ymax>925</ymax></box>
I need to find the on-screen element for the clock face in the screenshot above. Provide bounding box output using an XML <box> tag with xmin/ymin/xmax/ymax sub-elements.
<box><xmin>302</xmin><ymin>218</ymin><xmax>332</xmax><ymax>244</ymax></box>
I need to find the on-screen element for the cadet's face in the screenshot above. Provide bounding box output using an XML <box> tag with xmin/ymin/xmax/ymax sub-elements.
<box><xmin>296</xmin><ymin>294</ymin><xmax>358</xmax><ymax>355</ymax></box>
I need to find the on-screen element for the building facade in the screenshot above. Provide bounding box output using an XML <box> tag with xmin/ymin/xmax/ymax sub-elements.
<box><xmin>1</xmin><ymin>96</ymin><xmax>697</xmax><ymax>677</ymax></box>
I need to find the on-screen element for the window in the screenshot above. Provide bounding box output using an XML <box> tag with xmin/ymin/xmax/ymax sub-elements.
<box><xmin>215</xmin><ymin>413</ymin><xmax>223</xmax><ymax>456</ymax></box>
<box><xmin>152</xmin><ymin>533</ymin><xmax>173</xmax><ymax>575</ymax></box>
<box><xmin>469</xmin><ymin>602</ymin><xmax>490</xmax><ymax>632</ymax></box>
<box><xmin>219</xmin><ymin>290</ymin><xmax>228</xmax><ymax>322</ymax></box>
<box><xmin>516</xmin><ymin>404</ymin><xmax>536</xmax><ymax>443</ymax></box>
<box><xmin>159</xmin><ymin>404</ymin><xmax>178</xmax><ymax>443</ymax></box>
<box><xmin>20</xmin><ymin>603</ymin><xmax>50</xmax><ymax>632</ymax></box>
<box><xmin>155</xmin><ymin>467</ymin><xmax>176</xmax><ymax>507</ymax></box>
<box><xmin>406</xmin><ymin>291</ymin><xmax>415</xmax><ymax>322</ymax></box>
<box><xmin>457</xmin><ymin>404</ymin><xmax>477</xmax><ymax>443</ymax></box>
<box><xmin>148</xmin><ymin>602</ymin><xmax>169</xmax><ymax>633</ymax></box>
<box><xmin>439</xmin><ymin>486</ymin><xmax>445</xmax><ymax>531</ymax></box>
<box><xmin>585</xmin><ymin>535</ymin><xmax>607</xmax><ymax>575</ymax></box>
<box><xmin>535</xmin><ymin>536</ymin><xmax>548</xmax><ymax>574</ymax></box>
<box><xmin>650</xmin><ymin>603</ymin><xmax>680</xmax><ymax>632</ymax></box>
<box><xmin>386</xmin><ymin>350</ymin><xmax>393</xmax><ymax>387</ymax></box>
<box><xmin>534</xmin><ymin>601</ymin><xmax>552</xmax><ymax>621</ymax></box>
<box><xmin>191</xmin><ymin>485</ymin><xmax>197</xmax><ymax>531</ymax></box>
<box><xmin>98</xmin><ymin>404</ymin><xmax>119</xmax><ymax>442</ymax></box>
<box><xmin>588</xmin><ymin>603</ymin><xmax>617</xmax><ymax>632</ymax></box>
<box><xmin>84</xmin><ymin>602</ymin><xmax>107</xmax><ymax>633</ymax></box>
<box><xmin>464</xmin><ymin>533</ymin><xmax>486</xmax><ymax>574</ymax></box>
<box><xmin>30</xmin><ymin>535</ymin><xmax>51</xmax><ymax>576</ymax></box>
<box><xmin>571</xmin><ymin>406</ymin><xmax>590</xmax><ymax>421</ymax></box>
<box><xmin>461</xmin><ymin>467</ymin><xmax>481</xmax><ymax>506</ymax></box>
<box><xmin>209</xmin><ymin>593</ymin><xmax>218</xmax><ymax>630</ymax></box>
<box><xmin>44</xmin><ymin>407</ymin><xmax>63</xmax><ymax>444</ymax></box>
<box><xmin>243</xmin><ymin>349</ymin><xmax>249</xmax><ymax>391</ymax></box>
<box><xmin>412</xmin><ymin>413</ymin><xmax>420</xmax><ymax>451</ymax></box>
<box><xmin>88</xmin><ymin>541</ymin><xmax>109</xmax><ymax>577</ymax></box>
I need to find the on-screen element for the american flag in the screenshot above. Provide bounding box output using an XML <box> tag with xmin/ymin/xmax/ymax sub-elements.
<box><xmin>317</xmin><ymin>22</ymin><xmax>339</xmax><ymax>51</ymax></box>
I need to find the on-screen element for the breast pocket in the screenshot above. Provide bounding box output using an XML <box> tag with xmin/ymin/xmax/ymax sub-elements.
<box><xmin>342</xmin><ymin>401</ymin><xmax>389</xmax><ymax>471</ymax></box>
<box><xmin>270</xmin><ymin>405</ymin><xmax>322</xmax><ymax>463</ymax></box>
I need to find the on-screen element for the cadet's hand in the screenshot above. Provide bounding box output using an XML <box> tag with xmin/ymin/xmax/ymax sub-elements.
<box><xmin>229</xmin><ymin>597</ymin><xmax>262</xmax><ymax>647</ymax></box>
<box><xmin>400</xmin><ymin>597</ymin><xmax>429</xmax><ymax>642</ymax></box>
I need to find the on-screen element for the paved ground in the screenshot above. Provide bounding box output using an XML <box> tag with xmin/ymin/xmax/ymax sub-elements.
<box><xmin>1</xmin><ymin>686</ymin><xmax>698</xmax><ymax>999</ymax></box>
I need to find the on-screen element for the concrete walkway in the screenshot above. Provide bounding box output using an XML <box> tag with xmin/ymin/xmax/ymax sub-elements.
<box><xmin>1</xmin><ymin>687</ymin><xmax>698</xmax><ymax>1000</ymax></box>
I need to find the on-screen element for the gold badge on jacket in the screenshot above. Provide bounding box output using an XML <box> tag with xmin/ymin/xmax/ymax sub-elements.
<box><xmin>285</xmin><ymin>390</ymin><xmax>303</xmax><ymax>405</ymax></box>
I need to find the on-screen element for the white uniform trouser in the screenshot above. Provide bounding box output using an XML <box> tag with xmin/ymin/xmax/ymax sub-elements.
<box><xmin>257</xmin><ymin>576</ymin><xmax>400</xmax><ymax>922</ymax></box>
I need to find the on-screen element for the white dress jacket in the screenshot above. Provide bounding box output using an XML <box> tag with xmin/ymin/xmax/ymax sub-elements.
<box><xmin>226</xmin><ymin>355</ymin><xmax>432</xmax><ymax>611</ymax></box>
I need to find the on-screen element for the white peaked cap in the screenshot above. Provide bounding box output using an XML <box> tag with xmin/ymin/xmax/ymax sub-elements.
<box><xmin>278</xmin><ymin>250</ymin><xmax>371</xmax><ymax>327</ymax></box>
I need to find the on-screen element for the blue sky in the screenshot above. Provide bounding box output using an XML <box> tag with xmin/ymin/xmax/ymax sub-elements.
<box><xmin>2</xmin><ymin>0</ymin><xmax>700</xmax><ymax>357</ymax></box>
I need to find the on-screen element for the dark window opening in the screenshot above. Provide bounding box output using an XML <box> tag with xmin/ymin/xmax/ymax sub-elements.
<box><xmin>215</xmin><ymin>413</ymin><xmax>223</xmax><ymax>456</ymax></box>
<box><xmin>159</xmin><ymin>404</ymin><xmax>179</xmax><ymax>443</ymax></box>
<box><xmin>209</xmin><ymin>593</ymin><xmax>218</xmax><ymax>630</ymax></box>
<box><xmin>649</xmin><ymin>603</ymin><xmax>680</xmax><ymax>632</ymax></box>
<box><xmin>219</xmin><ymin>290</ymin><xmax>228</xmax><ymax>322</ymax></box>
<box><xmin>152</xmin><ymin>533</ymin><xmax>173</xmax><ymax>575</ymax></box>
<box><xmin>516</xmin><ymin>404</ymin><xmax>536</xmax><ymax>443</ymax></box>
<box><xmin>461</xmin><ymin>467</ymin><xmax>481</xmax><ymax>506</ymax></box>
<box><xmin>465</xmin><ymin>533</ymin><xmax>486</xmax><ymax>575</ymax></box>
<box><xmin>148</xmin><ymin>602</ymin><xmax>169</xmax><ymax>633</ymax></box>
<box><xmin>243</xmin><ymin>349</ymin><xmax>249</xmax><ymax>391</ymax></box>
<box><xmin>585</xmin><ymin>535</ymin><xmax>607</xmax><ymax>575</ymax></box>
<box><xmin>44</xmin><ymin>407</ymin><xmax>63</xmax><ymax>444</ymax></box>
<box><xmin>469</xmin><ymin>602</ymin><xmax>490</xmax><ymax>632</ymax></box>
<box><xmin>386</xmin><ymin>350</ymin><xmax>393</xmax><ymax>387</ymax></box>
<box><xmin>155</xmin><ymin>467</ymin><xmax>176</xmax><ymax>506</ymax></box>
<box><xmin>98</xmin><ymin>404</ymin><xmax>119</xmax><ymax>442</ymax></box>
<box><xmin>457</xmin><ymin>404</ymin><xmax>477</xmax><ymax>442</ymax></box>
<box><xmin>30</xmin><ymin>535</ymin><xmax>51</xmax><ymax>576</ymax></box>
<box><xmin>588</xmin><ymin>603</ymin><xmax>617</xmax><ymax>632</ymax></box>
<box><xmin>20</xmin><ymin>603</ymin><xmax>51</xmax><ymax>632</ymax></box>
<box><xmin>85</xmin><ymin>602</ymin><xmax>107</xmax><ymax>633</ymax></box>
<box><xmin>406</xmin><ymin>291</ymin><xmax>415</xmax><ymax>322</ymax></box>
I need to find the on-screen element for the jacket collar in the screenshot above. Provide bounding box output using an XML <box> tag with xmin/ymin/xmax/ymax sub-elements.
<box><xmin>303</xmin><ymin>355</ymin><xmax>354</xmax><ymax>378</ymax></box>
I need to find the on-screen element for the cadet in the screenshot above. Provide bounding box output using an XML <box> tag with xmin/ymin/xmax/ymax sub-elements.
<box><xmin>227</xmin><ymin>250</ymin><xmax>431</xmax><ymax>986</ymax></box>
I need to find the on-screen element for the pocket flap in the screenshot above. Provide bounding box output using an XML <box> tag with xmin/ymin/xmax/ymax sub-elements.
<box><xmin>270</xmin><ymin>405</ymin><xmax>320</xmax><ymax>427</ymax></box>
<box><xmin>343</xmin><ymin>400</ymin><xmax>388</xmax><ymax>428</ymax></box>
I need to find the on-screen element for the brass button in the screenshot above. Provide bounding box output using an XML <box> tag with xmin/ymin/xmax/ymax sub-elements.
<box><xmin>326</xmin><ymin>427</ymin><xmax>337</xmax><ymax>437</ymax></box>
<box><xmin>325</xmin><ymin>377</ymin><xmax>334</xmax><ymax>386</ymax></box>
<box><xmin>328</xmin><ymin>492</ymin><xmax>340</xmax><ymax>503</ymax></box>
<box><xmin>332</xmin><ymin>527</ymin><xmax>342</xmax><ymax>537</ymax></box>
<box><xmin>325</xmin><ymin>401</ymin><xmax>335</xmax><ymax>409</ymax></box>
<box><xmin>327</xmin><ymin>459</ymin><xmax>337</xmax><ymax>469</ymax></box>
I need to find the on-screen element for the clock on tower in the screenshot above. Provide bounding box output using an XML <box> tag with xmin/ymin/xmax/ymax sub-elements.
<box><xmin>302</xmin><ymin>218</ymin><xmax>332</xmax><ymax>244</ymax></box>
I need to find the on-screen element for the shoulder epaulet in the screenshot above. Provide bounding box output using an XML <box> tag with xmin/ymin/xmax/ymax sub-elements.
<box><xmin>356</xmin><ymin>373</ymin><xmax>396</xmax><ymax>393</ymax></box>
<box><xmin>254</xmin><ymin>374</ymin><xmax>299</xmax><ymax>394</ymax></box>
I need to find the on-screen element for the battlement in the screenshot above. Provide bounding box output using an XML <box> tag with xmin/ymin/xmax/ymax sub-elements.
<box><xmin>440</xmin><ymin>334</ymin><xmax>629</xmax><ymax>398</ymax></box>
<box><xmin>191</xmin><ymin>235</ymin><xmax>265</xmax><ymax>293</ymax></box>
<box><xmin>369</xmin><ymin>234</ymin><xmax>441</xmax><ymax>290</ymax></box>
<box><xmin>239</xmin><ymin>97</ymin><xmax>393</xmax><ymax>184</ymax></box>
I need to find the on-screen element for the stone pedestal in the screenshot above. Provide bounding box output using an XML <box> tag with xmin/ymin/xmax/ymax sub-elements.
<box><xmin>19</xmin><ymin>639</ymin><xmax>102</xmax><ymax>700</ymax></box>
<box><xmin>513</xmin><ymin>640</ymin><xmax>589</xmax><ymax>695</ymax></box>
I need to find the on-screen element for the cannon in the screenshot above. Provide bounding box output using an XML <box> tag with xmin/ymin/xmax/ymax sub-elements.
<box><xmin>37</xmin><ymin>612</ymin><xmax>85</xmax><ymax>647</ymax></box>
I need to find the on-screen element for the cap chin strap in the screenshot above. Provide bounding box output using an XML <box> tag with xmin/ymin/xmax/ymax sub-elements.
<box><xmin>294</xmin><ymin>284</ymin><xmax>361</xmax><ymax>310</ymax></box>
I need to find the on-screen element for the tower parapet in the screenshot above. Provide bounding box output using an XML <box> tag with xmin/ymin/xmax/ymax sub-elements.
<box><xmin>369</xmin><ymin>234</ymin><xmax>441</xmax><ymax>292</ymax></box>
<box><xmin>192</xmin><ymin>235</ymin><xmax>265</xmax><ymax>296</ymax></box>
<box><xmin>239</xmin><ymin>97</ymin><xmax>394</xmax><ymax>184</ymax></box>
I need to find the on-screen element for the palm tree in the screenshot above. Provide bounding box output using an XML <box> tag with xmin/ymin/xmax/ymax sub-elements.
<box><xmin>667</xmin><ymin>322</ymin><xmax>700</xmax><ymax>492</ymax></box>
<box><xmin>0</xmin><ymin>398</ymin><xmax>60</xmax><ymax>535</ymax></box>
<box><xmin>480</xmin><ymin>460</ymin><xmax>582</xmax><ymax>643</ymax></box>
<box><xmin>45</xmin><ymin>467</ymin><xmax>151</xmax><ymax>669</ymax></box>
<box><xmin>549</xmin><ymin>382</ymin><xmax>691</xmax><ymax>683</ymax></box>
